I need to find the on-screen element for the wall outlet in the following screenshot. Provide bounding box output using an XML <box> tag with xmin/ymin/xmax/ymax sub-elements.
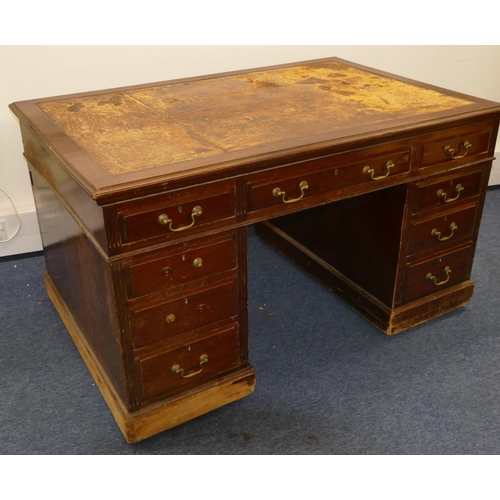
<box><xmin>0</xmin><ymin>220</ymin><xmax>8</xmax><ymax>241</ymax></box>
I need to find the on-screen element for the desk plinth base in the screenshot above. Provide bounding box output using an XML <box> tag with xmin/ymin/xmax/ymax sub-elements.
<box><xmin>256</xmin><ymin>221</ymin><xmax>474</xmax><ymax>335</ymax></box>
<box><xmin>44</xmin><ymin>272</ymin><xmax>256</xmax><ymax>443</ymax></box>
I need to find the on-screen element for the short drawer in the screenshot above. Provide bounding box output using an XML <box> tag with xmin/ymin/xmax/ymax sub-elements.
<box><xmin>419</xmin><ymin>123</ymin><xmax>493</xmax><ymax>170</ymax></box>
<box><xmin>125</xmin><ymin>232</ymin><xmax>237</xmax><ymax>299</ymax></box>
<box><xmin>138</xmin><ymin>323</ymin><xmax>241</xmax><ymax>401</ymax></box>
<box><xmin>407</xmin><ymin>203</ymin><xmax>478</xmax><ymax>258</ymax></box>
<box><xmin>117</xmin><ymin>180</ymin><xmax>236</xmax><ymax>246</ymax></box>
<box><xmin>130</xmin><ymin>280</ymin><xmax>239</xmax><ymax>349</ymax></box>
<box><xmin>412</xmin><ymin>167</ymin><xmax>483</xmax><ymax>214</ymax></box>
<box><xmin>247</xmin><ymin>143</ymin><xmax>411</xmax><ymax>215</ymax></box>
<box><xmin>402</xmin><ymin>244</ymin><xmax>474</xmax><ymax>304</ymax></box>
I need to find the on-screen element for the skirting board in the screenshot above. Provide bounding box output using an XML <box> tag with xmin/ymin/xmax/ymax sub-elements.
<box><xmin>488</xmin><ymin>155</ymin><xmax>500</xmax><ymax>186</ymax></box>
<box><xmin>0</xmin><ymin>211</ymin><xmax>42</xmax><ymax>258</ymax></box>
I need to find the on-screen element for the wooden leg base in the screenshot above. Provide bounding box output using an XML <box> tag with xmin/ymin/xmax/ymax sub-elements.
<box><xmin>119</xmin><ymin>368</ymin><xmax>256</xmax><ymax>443</ymax></box>
<box><xmin>44</xmin><ymin>272</ymin><xmax>256</xmax><ymax>443</ymax></box>
<box><xmin>387</xmin><ymin>282</ymin><xmax>473</xmax><ymax>334</ymax></box>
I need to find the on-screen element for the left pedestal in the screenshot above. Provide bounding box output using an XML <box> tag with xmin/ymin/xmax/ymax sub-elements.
<box><xmin>30</xmin><ymin>163</ymin><xmax>255</xmax><ymax>443</ymax></box>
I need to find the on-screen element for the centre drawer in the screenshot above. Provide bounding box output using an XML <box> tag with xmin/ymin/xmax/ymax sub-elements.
<box><xmin>137</xmin><ymin>323</ymin><xmax>242</xmax><ymax>402</ymax></box>
<box><xmin>247</xmin><ymin>141</ymin><xmax>412</xmax><ymax>216</ymax></box>
<box><xmin>130</xmin><ymin>279</ymin><xmax>239</xmax><ymax>349</ymax></box>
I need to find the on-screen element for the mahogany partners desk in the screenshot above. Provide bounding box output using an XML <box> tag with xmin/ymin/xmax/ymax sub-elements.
<box><xmin>10</xmin><ymin>58</ymin><xmax>500</xmax><ymax>443</ymax></box>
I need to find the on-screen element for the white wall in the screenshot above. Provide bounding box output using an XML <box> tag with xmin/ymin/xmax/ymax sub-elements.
<box><xmin>1</xmin><ymin>46</ymin><xmax>500</xmax><ymax>256</ymax></box>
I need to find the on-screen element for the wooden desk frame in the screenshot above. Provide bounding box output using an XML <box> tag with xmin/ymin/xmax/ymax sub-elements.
<box><xmin>10</xmin><ymin>58</ymin><xmax>500</xmax><ymax>442</ymax></box>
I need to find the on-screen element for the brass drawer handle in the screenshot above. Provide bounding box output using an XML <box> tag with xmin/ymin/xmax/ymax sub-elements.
<box><xmin>163</xmin><ymin>258</ymin><xmax>202</xmax><ymax>277</ymax></box>
<box><xmin>363</xmin><ymin>160</ymin><xmax>394</xmax><ymax>180</ymax></box>
<box><xmin>273</xmin><ymin>180</ymin><xmax>309</xmax><ymax>203</ymax></box>
<box><xmin>426</xmin><ymin>266</ymin><xmax>451</xmax><ymax>286</ymax></box>
<box><xmin>431</xmin><ymin>222</ymin><xmax>458</xmax><ymax>242</ymax></box>
<box><xmin>171</xmin><ymin>354</ymin><xmax>208</xmax><ymax>378</ymax></box>
<box><xmin>166</xmin><ymin>314</ymin><xmax>176</xmax><ymax>323</ymax></box>
<box><xmin>158</xmin><ymin>206</ymin><xmax>202</xmax><ymax>232</ymax></box>
<box><xmin>437</xmin><ymin>184</ymin><xmax>464</xmax><ymax>203</ymax></box>
<box><xmin>443</xmin><ymin>140</ymin><xmax>471</xmax><ymax>160</ymax></box>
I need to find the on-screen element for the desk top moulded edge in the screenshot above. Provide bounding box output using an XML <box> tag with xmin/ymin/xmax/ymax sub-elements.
<box><xmin>9</xmin><ymin>57</ymin><xmax>500</xmax><ymax>205</ymax></box>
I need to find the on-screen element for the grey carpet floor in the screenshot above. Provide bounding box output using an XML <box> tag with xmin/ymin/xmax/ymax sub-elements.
<box><xmin>1</xmin><ymin>189</ymin><xmax>500</xmax><ymax>454</ymax></box>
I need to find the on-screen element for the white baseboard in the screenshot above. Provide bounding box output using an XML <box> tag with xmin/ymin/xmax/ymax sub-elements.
<box><xmin>488</xmin><ymin>154</ymin><xmax>500</xmax><ymax>186</ymax></box>
<box><xmin>0</xmin><ymin>211</ymin><xmax>43</xmax><ymax>258</ymax></box>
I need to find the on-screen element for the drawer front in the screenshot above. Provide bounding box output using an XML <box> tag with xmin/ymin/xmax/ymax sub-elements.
<box><xmin>117</xmin><ymin>181</ymin><xmax>236</xmax><ymax>246</ymax></box>
<box><xmin>420</xmin><ymin>123</ymin><xmax>493</xmax><ymax>170</ymax></box>
<box><xmin>247</xmin><ymin>144</ymin><xmax>411</xmax><ymax>214</ymax></box>
<box><xmin>413</xmin><ymin>167</ymin><xmax>483</xmax><ymax>214</ymax></box>
<box><xmin>402</xmin><ymin>245</ymin><xmax>474</xmax><ymax>304</ymax></box>
<box><xmin>407</xmin><ymin>203</ymin><xmax>478</xmax><ymax>258</ymax></box>
<box><xmin>138</xmin><ymin>323</ymin><xmax>241</xmax><ymax>401</ymax></box>
<box><xmin>131</xmin><ymin>280</ymin><xmax>238</xmax><ymax>349</ymax></box>
<box><xmin>126</xmin><ymin>233</ymin><xmax>237</xmax><ymax>300</ymax></box>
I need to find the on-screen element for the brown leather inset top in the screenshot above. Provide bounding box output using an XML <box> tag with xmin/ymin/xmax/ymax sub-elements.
<box><xmin>38</xmin><ymin>60</ymin><xmax>474</xmax><ymax>175</ymax></box>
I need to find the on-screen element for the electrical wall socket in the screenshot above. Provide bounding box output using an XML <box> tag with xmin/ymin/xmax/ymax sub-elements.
<box><xmin>0</xmin><ymin>220</ymin><xmax>8</xmax><ymax>241</ymax></box>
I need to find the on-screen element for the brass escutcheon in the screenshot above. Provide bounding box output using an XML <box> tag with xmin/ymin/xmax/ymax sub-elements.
<box><xmin>443</xmin><ymin>140</ymin><xmax>471</xmax><ymax>160</ymax></box>
<box><xmin>431</xmin><ymin>222</ymin><xmax>458</xmax><ymax>242</ymax></box>
<box><xmin>171</xmin><ymin>354</ymin><xmax>208</xmax><ymax>378</ymax></box>
<box><xmin>272</xmin><ymin>180</ymin><xmax>309</xmax><ymax>204</ymax></box>
<box><xmin>363</xmin><ymin>160</ymin><xmax>394</xmax><ymax>180</ymax></box>
<box><xmin>437</xmin><ymin>184</ymin><xmax>464</xmax><ymax>203</ymax></box>
<box><xmin>426</xmin><ymin>266</ymin><xmax>452</xmax><ymax>286</ymax></box>
<box><xmin>158</xmin><ymin>206</ymin><xmax>202</xmax><ymax>232</ymax></box>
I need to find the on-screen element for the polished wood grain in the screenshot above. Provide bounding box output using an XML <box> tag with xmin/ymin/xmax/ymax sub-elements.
<box><xmin>247</xmin><ymin>141</ymin><xmax>411</xmax><ymax>214</ymax></box>
<box><xmin>402</xmin><ymin>243</ymin><xmax>474</xmax><ymax>303</ymax></box>
<box><xmin>118</xmin><ymin>185</ymin><xmax>236</xmax><ymax>246</ymax></box>
<box><xmin>130</xmin><ymin>279</ymin><xmax>239</xmax><ymax>350</ymax></box>
<box><xmin>407</xmin><ymin>202</ymin><xmax>478</xmax><ymax>258</ymax></box>
<box><xmin>412</xmin><ymin>166</ymin><xmax>484</xmax><ymax>213</ymax></box>
<box><xmin>30</xmin><ymin>167</ymin><xmax>130</xmax><ymax>403</ymax></box>
<box><xmin>419</xmin><ymin>122</ymin><xmax>494</xmax><ymax>171</ymax></box>
<box><xmin>138</xmin><ymin>323</ymin><xmax>242</xmax><ymax>402</ymax></box>
<box><xmin>125</xmin><ymin>231</ymin><xmax>237</xmax><ymax>300</ymax></box>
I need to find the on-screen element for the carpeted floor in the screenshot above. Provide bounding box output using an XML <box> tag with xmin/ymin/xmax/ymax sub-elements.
<box><xmin>1</xmin><ymin>189</ymin><xmax>500</xmax><ymax>455</ymax></box>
